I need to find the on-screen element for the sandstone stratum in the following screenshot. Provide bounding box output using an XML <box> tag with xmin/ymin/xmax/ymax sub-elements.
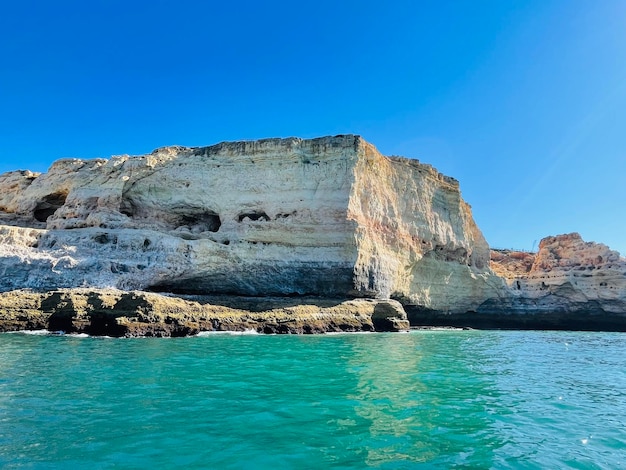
<box><xmin>0</xmin><ymin>135</ymin><xmax>624</xmax><ymax>334</ymax></box>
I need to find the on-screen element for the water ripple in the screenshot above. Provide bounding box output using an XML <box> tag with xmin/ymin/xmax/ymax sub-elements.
<box><xmin>0</xmin><ymin>331</ymin><xmax>625</xmax><ymax>468</ymax></box>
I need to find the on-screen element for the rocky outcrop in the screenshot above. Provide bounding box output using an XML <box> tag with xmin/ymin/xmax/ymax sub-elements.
<box><xmin>0</xmin><ymin>135</ymin><xmax>502</xmax><ymax>315</ymax></box>
<box><xmin>409</xmin><ymin>233</ymin><xmax>626</xmax><ymax>330</ymax></box>
<box><xmin>488</xmin><ymin>233</ymin><xmax>626</xmax><ymax>313</ymax></box>
<box><xmin>0</xmin><ymin>289</ymin><xmax>409</xmax><ymax>336</ymax></box>
<box><xmin>489</xmin><ymin>249</ymin><xmax>535</xmax><ymax>280</ymax></box>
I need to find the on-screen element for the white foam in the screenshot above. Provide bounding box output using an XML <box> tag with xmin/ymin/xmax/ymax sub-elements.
<box><xmin>5</xmin><ymin>330</ymin><xmax>95</xmax><ymax>338</ymax></box>
<box><xmin>196</xmin><ymin>329</ymin><xmax>260</xmax><ymax>336</ymax></box>
<box><xmin>410</xmin><ymin>327</ymin><xmax>466</xmax><ymax>332</ymax></box>
<box><xmin>325</xmin><ymin>330</ymin><xmax>375</xmax><ymax>336</ymax></box>
<box><xmin>6</xmin><ymin>329</ymin><xmax>51</xmax><ymax>335</ymax></box>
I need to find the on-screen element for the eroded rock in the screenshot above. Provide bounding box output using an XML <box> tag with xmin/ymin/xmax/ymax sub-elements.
<box><xmin>487</xmin><ymin>233</ymin><xmax>626</xmax><ymax>314</ymax></box>
<box><xmin>0</xmin><ymin>135</ymin><xmax>502</xmax><ymax>314</ymax></box>
<box><xmin>0</xmin><ymin>289</ymin><xmax>409</xmax><ymax>336</ymax></box>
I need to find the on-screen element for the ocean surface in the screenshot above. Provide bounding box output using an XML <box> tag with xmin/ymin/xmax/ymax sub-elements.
<box><xmin>0</xmin><ymin>330</ymin><xmax>625</xmax><ymax>469</ymax></box>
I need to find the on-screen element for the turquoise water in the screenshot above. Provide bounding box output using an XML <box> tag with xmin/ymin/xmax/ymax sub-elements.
<box><xmin>0</xmin><ymin>331</ymin><xmax>625</xmax><ymax>469</ymax></box>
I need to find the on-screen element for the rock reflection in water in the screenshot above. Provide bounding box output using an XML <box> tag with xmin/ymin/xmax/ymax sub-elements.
<box><xmin>348</xmin><ymin>331</ymin><xmax>504</xmax><ymax>466</ymax></box>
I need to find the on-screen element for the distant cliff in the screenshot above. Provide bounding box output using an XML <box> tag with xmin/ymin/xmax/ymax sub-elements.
<box><xmin>410</xmin><ymin>233</ymin><xmax>626</xmax><ymax>330</ymax></box>
<box><xmin>484</xmin><ymin>233</ymin><xmax>626</xmax><ymax>328</ymax></box>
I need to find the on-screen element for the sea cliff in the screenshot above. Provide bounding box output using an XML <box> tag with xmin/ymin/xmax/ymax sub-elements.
<box><xmin>411</xmin><ymin>233</ymin><xmax>626</xmax><ymax>330</ymax></box>
<box><xmin>0</xmin><ymin>136</ymin><xmax>623</xmax><ymax>334</ymax></box>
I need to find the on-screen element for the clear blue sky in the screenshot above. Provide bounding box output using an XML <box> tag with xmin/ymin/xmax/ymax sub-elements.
<box><xmin>1</xmin><ymin>1</ymin><xmax>625</xmax><ymax>254</ymax></box>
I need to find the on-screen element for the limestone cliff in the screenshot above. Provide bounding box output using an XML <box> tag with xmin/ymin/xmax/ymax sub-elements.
<box><xmin>401</xmin><ymin>233</ymin><xmax>626</xmax><ymax>331</ymax></box>
<box><xmin>348</xmin><ymin>142</ymin><xmax>500</xmax><ymax>310</ymax></box>
<box><xmin>488</xmin><ymin>233</ymin><xmax>626</xmax><ymax>315</ymax></box>
<box><xmin>0</xmin><ymin>135</ymin><xmax>502</xmax><ymax>314</ymax></box>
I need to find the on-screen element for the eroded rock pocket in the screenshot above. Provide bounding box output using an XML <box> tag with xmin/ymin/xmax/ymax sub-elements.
<box><xmin>33</xmin><ymin>192</ymin><xmax>68</xmax><ymax>222</ymax></box>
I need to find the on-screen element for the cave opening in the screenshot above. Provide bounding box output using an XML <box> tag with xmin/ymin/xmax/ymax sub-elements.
<box><xmin>179</xmin><ymin>212</ymin><xmax>221</xmax><ymax>232</ymax></box>
<box><xmin>119</xmin><ymin>197</ymin><xmax>137</xmax><ymax>218</ymax></box>
<box><xmin>237</xmin><ymin>211</ymin><xmax>270</xmax><ymax>222</ymax></box>
<box><xmin>33</xmin><ymin>192</ymin><xmax>68</xmax><ymax>222</ymax></box>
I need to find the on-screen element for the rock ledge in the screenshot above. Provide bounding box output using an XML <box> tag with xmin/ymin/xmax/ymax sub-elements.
<box><xmin>0</xmin><ymin>289</ymin><xmax>410</xmax><ymax>336</ymax></box>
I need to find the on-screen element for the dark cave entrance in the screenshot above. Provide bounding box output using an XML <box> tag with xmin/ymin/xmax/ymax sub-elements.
<box><xmin>33</xmin><ymin>192</ymin><xmax>68</xmax><ymax>222</ymax></box>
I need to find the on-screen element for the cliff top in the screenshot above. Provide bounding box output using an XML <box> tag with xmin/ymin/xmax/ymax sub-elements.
<box><xmin>149</xmin><ymin>134</ymin><xmax>363</xmax><ymax>158</ymax></box>
<box><xmin>1</xmin><ymin>135</ymin><xmax>458</xmax><ymax>191</ymax></box>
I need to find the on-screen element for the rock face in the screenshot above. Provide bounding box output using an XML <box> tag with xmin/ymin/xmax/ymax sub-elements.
<box><xmin>412</xmin><ymin>233</ymin><xmax>626</xmax><ymax>330</ymax></box>
<box><xmin>0</xmin><ymin>135</ymin><xmax>501</xmax><ymax>314</ymax></box>
<box><xmin>489</xmin><ymin>233</ymin><xmax>626</xmax><ymax>314</ymax></box>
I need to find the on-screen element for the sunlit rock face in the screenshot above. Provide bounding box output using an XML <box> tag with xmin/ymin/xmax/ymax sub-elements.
<box><xmin>347</xmin><ymin>140</ymin><xmax>502</xmax><ymax>311</ymax></box>
<box><xmin>0</xmin><ymin>135</ymin><xmax>501</xmax><ymax>313</ymax></box>
<box><xmin>488</xmin><ymin>233</ymin><xmax>626</xmax><ymax>315</ymax></box>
